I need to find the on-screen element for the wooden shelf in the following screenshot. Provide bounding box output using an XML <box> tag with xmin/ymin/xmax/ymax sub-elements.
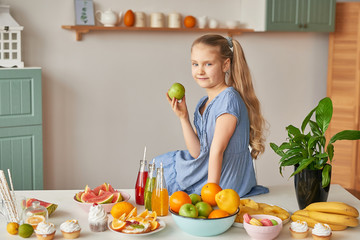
<box><xmin>61</xmin><ymin>25</ymin><xmax>255</xmax><ymax>41</ymax></box>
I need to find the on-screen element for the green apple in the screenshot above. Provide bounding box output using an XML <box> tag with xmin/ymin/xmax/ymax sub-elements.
<box><xmin>168</xmin><ymin>83</ymin><xmax>185</xmax><ymax>100</ymax></box>
<box><xmin>189</xmin><ymin>193</ymin><xmax>201</xmax><ymax>205</ymax></box>
<box><xmin>195</xmin><ymin>201</ymin><xmax>213</xmax><ymax>218</ymax></box>
<box><xmin>179</xmin><ymin>203</ymin><xmax>198</xmax><ymax>218</ymax></box>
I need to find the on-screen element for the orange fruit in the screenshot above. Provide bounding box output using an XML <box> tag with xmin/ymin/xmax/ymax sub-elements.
<box><xmin>25</xmin><ymin>215</ymin><xmax>45</xmax><ymax>229</ymax></box>
<box><xmin>184</xmin><ymin>16</ymin><xmax>196</xmax><ymax>28</ymax></box>
<box><xmin>110</xmin><ymin>201</ymin><xmax>135</xmax><ymax>219</ymax></box>
<box><xmin>201</xmin><ymin>183</ymin><xmax>222</xmax><ymax>207</ymax></box>
<box><xmin>145</xmin><ymin>211</ymin><xmax>157</xmax><ymax>221</ymax></box>
<box><xmin>169</xmin><ymin>191</ymin><xmax>192</xmax><ymax>213</ymax></box>
<box><xmin>215</xmin><ymin>189</ymin><xmax>240</xmax><ymax>214</ymax></box>
<box><xmin>208</xmin><ymin>209</ymin><xmax>230</xmax><ymax>219</ymax></box>
<box><xmin>111</xmin><ymin>218</ymin><xmax>126</xmax><ymax>231</ymax></box>
<box><xmin>150</xmin><ymin>220</ymin><xmax>160</xmax><ymax>231</ymax></box>
<box><xmin>124</xmin><ymin>10</ymin><xmax>135</xmax><ymax>26</ymax></box>
<box><xmin>137</xmin><ymin>209</ymin><xmax>149</xmax><ymax>218</ymax></box>
<box><xmin>126</xmin><ymin>207</ymin><xmax>137</xmax><ymax>220</ymax></box>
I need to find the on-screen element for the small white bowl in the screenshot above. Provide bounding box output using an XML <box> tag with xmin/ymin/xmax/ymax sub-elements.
<box><xmin>73</xmin><ymin>191</ymin><xmax>131</xmax><ymax>213</ymax></box>
<box><xmin>226</xmin><ymin>20</ymin><xmax>239</xmax><ymax>29</ymax></box>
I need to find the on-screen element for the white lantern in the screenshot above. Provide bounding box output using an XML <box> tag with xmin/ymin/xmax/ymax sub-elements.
<box><xmin>0</xmin><ymin>5</ymin><xmax>24</xmax><ymax>68</ymax></box>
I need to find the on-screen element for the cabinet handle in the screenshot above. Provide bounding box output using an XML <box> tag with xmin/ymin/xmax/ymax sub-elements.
<box><xmin>303</xmin><ymin>24</ymin><xmax>307</xmax><ymax>28</ymax></box>
<box><xmin>299</xmin><ymin>24</ymin><xmax>303</xmax><ymax>28</ymax></box>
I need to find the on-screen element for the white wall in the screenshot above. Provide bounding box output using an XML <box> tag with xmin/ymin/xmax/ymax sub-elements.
<box><xmin>3</xmin><ymin>0</ymin><xmax>329</xmax><ymax>190</ymax></box>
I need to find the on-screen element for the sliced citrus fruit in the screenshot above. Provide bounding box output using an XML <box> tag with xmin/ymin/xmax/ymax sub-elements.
<box><xmin>118</xmin><ymin>213</ymin><xmax>127</xmax><ymax>221</ymax></box>
<box><xmin>137</xmin><ymin>209</ymin><xmax>149</xmax><ymax>218</ymax></box>
<box><xmin>126</xmin><ymin>207</ymin><xmax>137</xmax><ymax>220</ymax></box>
<box><xmin>111</xmin><ymin>218</ymin><xmax>126</xmax><ymax>231</ymax></box>
<box><xmin>25</xmin><ymin>215</ymin><xmax>45</xmax><ymax>229</ymax></box>
<box><xmin>150</xmin><ymin>220</ymin><xmax>160</xmax><ymax>231</ymax></box>
<box><xmin>145</xmin><ymin>211</ymin><xmax>157</xmax><ymax>221</ymax></box>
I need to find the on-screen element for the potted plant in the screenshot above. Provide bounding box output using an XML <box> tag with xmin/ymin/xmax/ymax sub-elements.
<box><xmin>270</xmin><ymin>97</ymin><xmax>360</xmax><ymax>209</ymax></box>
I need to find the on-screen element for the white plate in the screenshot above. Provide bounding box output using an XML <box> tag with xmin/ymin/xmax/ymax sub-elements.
<box><xmin>232</xmin><ymin>205</ymin><xmax>291</xmax><ymax>228</ymax></box>
<box><xmin>108</xmin><ymin>219</ymin><xmax>166</xmax><ymax>236</ymax></box>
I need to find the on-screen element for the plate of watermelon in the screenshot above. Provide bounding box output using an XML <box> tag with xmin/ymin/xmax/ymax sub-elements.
<box><xmin>74</xmin><ymin>183</ymin><xmax>130</xmax><ymax>213</ymax></box>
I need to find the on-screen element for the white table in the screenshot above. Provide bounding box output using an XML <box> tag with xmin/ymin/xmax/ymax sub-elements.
<box><xmin>1</xmin><ymin>184</ymin><xmax>359</xmax><ymax>239</ymax></box>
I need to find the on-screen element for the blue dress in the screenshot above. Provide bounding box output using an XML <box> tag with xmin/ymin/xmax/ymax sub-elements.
<box><xmin>155</xmin><ymin>87</ymin><xmax>268</xmax><ymax>197</ymax></box>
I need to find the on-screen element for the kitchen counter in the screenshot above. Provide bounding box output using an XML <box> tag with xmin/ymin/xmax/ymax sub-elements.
<box><xmin>1</xmin><ymin>184</ymin><xmax>359</xmax><ymax>239</ymax></box>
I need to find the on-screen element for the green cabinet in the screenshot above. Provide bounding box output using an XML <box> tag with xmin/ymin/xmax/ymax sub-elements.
<box><xmin>0</xmin><ymin>68</ymin><xmax>43</xmax><ymax>190</ymax></box>
<box><xmin>266</xmin><ymin>0</ymin><xmax>336</xmax><ymax>32</ymax></box>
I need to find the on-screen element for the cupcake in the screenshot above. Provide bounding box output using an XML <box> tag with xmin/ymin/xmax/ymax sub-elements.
<box><xmin>60</xmin><ymin>219</ymin><xmax>81</xmax><ymax>239</ymax></box>
<box><xmin>35</xmin><ymin>222</ymin><xmax>56</xmax><ymax>240</ymax></box>
<box><xmin>88</xmin><ymin>203</ymin><xmax>108</xmax><ymax>232</ymax></box>
<box><xmin>312</xmin><ymin>223</ymin><xmax>332</xmax><ymax>240</ymax></box>
<box><xmin>289</xmin><ymin>220</ymin><xmax>309</xmax><ymax>239</ymax></box>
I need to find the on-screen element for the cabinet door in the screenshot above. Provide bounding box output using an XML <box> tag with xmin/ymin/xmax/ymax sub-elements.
<box><xmin>0</xmin><ymin>68</ymin><xmax>42</xmax><ymax>128</ymax></box>
<box><xmin>266</xmin><ymin>0</ymin><xmax>335</xmax><ymax>32</ymax></box>
<box><xmin>0</xmin><ymin>125</ymin><xmax>43</xmax><ymax>190</ymax></box>
<box><xmin>304</xmin><ymin>0</ymin><xmax>336</xmax><ymax>32</ymax></box>
<box><xmin>266</xmin><ymin>0</ymin><xmax>302</xmax><ymax>31</ymax></box>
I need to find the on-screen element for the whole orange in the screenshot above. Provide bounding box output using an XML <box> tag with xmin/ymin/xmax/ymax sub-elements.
<box><xmin>110</xmin><ymin>201</ymin><xmax>135</xmax><ymax>219</ymax></box>
<box><xmin>184</xmin><ymin>16</ymin><xmax>196</xmax><ymax>28</ymax></box>
<box><xmin>169</xmin><ymin>191</ymin><xmax>192</xmax><ymax>213</ymax></box>
<box><xmin>208</xmin><ymin>209</ymin><xmax>230</xmax><ymax>219</ymax></box>
<box><xmin>201</xmin><ymin>183</ymin><xmax>222</xmax><ymax>207</ymax></box>
<box><xmin>124</xmin><ymin>10</ymin><xmax>135</xmax><ymax>26</ymax></box>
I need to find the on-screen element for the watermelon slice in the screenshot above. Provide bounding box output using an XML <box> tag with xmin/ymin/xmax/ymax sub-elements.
<box><xmin>93</xmin><ymin>183</ymin><xmax>109</xmax><ymax>195</ymax></box>
<box><xmin>81</xmin><ymin>191</ymin><xmax>114</xmax><ymax>204</ymax></box>
<box><xmin>111</xmin><ymin>192</ymin><xmax>123</xmax><ymax>203</ymax></box>
<box><xmin>108</xmin><ymin>184</ymin><xmax>116</xmax><ymax>193</ymax></box>
<box><xmin>26</xmin><ymin>198</ymin><xmax>58</xmax><ymax>216</ymax></box>
<box><xmin>75</xmin><ymin>191</ymin><xmax>84</xmax><ymax>202</ymax></box>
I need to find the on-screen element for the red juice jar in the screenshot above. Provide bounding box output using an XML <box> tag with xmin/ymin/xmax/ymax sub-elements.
<box><xmin>135</xmin><ymin>159</ymin><xmax>148</xmax><ymax>205</ymax></box>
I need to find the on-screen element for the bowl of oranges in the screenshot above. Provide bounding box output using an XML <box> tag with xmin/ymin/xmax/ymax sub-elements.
<box><xmin>169</xmin><ymin>183</ymin><xmax>240</xmax><ymax>237</ymax></box>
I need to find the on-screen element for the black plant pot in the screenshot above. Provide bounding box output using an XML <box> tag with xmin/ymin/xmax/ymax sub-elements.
<box><xmin>294</xmin><ymin>165</ymin><xmax>331</xmax><ymax>209</ymax></box>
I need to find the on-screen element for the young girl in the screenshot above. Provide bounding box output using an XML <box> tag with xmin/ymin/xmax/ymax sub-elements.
<box><xmin>155</xmin><ymin>34</ymin><xmax>268</xmax><ymax>197</ymax></box>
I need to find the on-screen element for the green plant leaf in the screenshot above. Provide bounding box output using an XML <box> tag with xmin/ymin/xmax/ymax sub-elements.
<box><xmin>290</xmin><ymin>157</ymin><xmax>315</xmax><ymax>177</ymax></box>
<box><xmin>322</xmin><ymin>164</ymin><xmax>331</xmax><ymax>188</ymax></box>
<box><xmin>329</xmin><ymin>130</ymin><xmax>360</xmax><ymax>144</ymax></box>
<box><xmin>309</xmin><ymin>120</ymin><xmax>322</xmax><ymax>136</ymax></box>
<box><xmin>301</xmin><ymin>108</ymin><xmax>316</xmax><ymax>133</ymax></box>
<box><xmin>316</xmin><ymin>97</ymin><xmax>333</xmax><ymax>133</ymax></box>
<box><xmin>327</xmin><ymin>143</ymin><xmax>334</xmax><ymax>162</ymax></box>
<box><xmin>286</xmin><ymin>125</ymin><xmax>301</xmax><ymax>137</ymax></box>
<box><xmin>270</xmin><ymin>142</ymin><xmax>285</xmax><ymax>157</ymax></box>
<box><xmin>280</xmin><ymin>156</ymin><xmax>304</xmax><ymax>167</ymax></box>
<box><xmin>314</xmin><ymin>152</ymin><xmax>328</xmax><ymax>159</ymax></box>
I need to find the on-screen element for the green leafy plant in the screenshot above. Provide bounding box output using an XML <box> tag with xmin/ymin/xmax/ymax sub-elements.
<box><xmin>270</xmin><ymin>97</ymin><xmax>360</xmax><ymax>188</ymax></box>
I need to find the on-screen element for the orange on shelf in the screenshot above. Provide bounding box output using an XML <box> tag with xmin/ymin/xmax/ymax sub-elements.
<box><xmin>184</xmin><ymin>16</ymin><xmax>196</xmax><ymax>28</ymax></box>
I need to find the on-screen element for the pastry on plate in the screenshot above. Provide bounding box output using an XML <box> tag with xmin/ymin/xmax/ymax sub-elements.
<box><xmin>88</xmin><ymin>203</ymin><xmax>108</xmax><ymax>232</ymax></box>
<box><xmin>289</xmin><ymin>220</ymin><xmax>309</xmax><ymax>239</ymax></box>
<box><xmin>60</xmin><ymin>219</ymin><xmax>81</xmax><ymax>239</ymax></box>
<box><xmin>312</xmin><ymin>223</ymin><xmax>332</xmax><ymax>240</ymax></box>
<box><xmin>35</xmin><ymin>222</ymin><xmax>56</xmax><ymax>240</ymax></box>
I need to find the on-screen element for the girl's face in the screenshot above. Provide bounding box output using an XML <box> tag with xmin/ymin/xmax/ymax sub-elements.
<box><xmin>191</xmin><ymin>43</ymin><xmax>230</xmax><ymax>90</ymax></box>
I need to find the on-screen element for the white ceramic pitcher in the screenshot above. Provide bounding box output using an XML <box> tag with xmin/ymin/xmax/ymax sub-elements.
<box><xmin>95</xmin><ymin>9</ymin><xmax>123</xmax><ymax>27</ymax></box>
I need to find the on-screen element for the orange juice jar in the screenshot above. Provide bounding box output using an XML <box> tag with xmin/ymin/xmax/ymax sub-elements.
<box><xmin>151</xmin><ymin>163</ymin><xmax>169</xmax><ymax>216</ymax></box>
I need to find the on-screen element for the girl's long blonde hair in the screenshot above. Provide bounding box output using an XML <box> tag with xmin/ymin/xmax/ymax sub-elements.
<box><xmin>192</xmin><ymin>34</ymin><xmax>266</xmax><ymax>159</ymax></box>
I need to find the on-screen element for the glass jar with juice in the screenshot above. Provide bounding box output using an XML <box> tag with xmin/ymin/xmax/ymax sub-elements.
<box><xmin>151</xmin><ymin>162</ymin><xmax>168</xmax><ymax>216</ymax></box>
<box><xmin>144</xmin><ymin>160</ymin><xmax>156</xmax><ymax>210</ymax></box>
<box><xmin>135</xmin><ymin>159</ymin><xmax>148</xmax><ymax>205</ymax></box>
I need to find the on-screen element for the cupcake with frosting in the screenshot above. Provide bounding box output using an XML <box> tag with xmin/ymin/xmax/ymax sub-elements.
<box><xmin>88</xmin><ymin>203</ymin><xmax>108</xmax><ymax>232</ymax></box>
<box><xmin>60</xmin><ymin>219</ymin><xmax>81</xmax><ymax>239</ymax></box>
<box><xmin>289</xmin><ymin>220</ymin><xmax>309</xmax><ymax>239</ymax></box>
<box><xmin>35</xmin><ymin>222</ymin><xmax>56</xmax><ymax>240</ymax></box>
<box><xmin>312</xmin><ymin>223</ymin><xmax>332</xmax><ymax>240</ymax></box>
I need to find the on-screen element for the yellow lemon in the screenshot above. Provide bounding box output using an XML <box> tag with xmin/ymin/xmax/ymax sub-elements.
<box><xmin>7</xmin><ymin>222</ymin><xmax>19</xmax><ymax>235</ymax></box>
<box><xmin>215</xmin><ymin>189</ymin><xmax>240</xmax><ymax>215</ymax></box>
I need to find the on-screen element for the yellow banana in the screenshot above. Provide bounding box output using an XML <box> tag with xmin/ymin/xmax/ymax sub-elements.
<box><xmin>291</xmin><ymin>214</ymin><xmax>348</xmax><ymax>231</ymax></box>
<box><xmin>305</xmin><ymin>202</ymin><xmax>359</xmax><ymax>218</ymax></box>
<box><xmin>293</xmin><ymin>210</ymin><xmax>310</xmax><ymax>217</ymax></box>
<box><xmin>308</xmin><ymin>211</ymin><xmax>358</xmax><ymax>227</ymax></box>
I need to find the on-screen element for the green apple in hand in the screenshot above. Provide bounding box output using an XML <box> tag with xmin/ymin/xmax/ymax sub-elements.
<box><xmin>195</xmin><ymin>201</ymin><xmax>213</xmax><ymax>218</ymax></box>
<box><xmin>168</xmin><ymin>83</ymin><xmax>185</xmax><ymax>100</ymax></box>
<box><xmin>189</xmin><ymin>193</ymin><xmax>201</xmax><ymax>205</ymax></box>
<box><xmin>179</xmin><ymin>203</ymin><xmax>198</xmax><ymax>218</ymax></box>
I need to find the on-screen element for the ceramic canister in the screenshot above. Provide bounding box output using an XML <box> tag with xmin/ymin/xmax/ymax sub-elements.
<box><xmin>168</xmin><ymin>12</ymin><xmax>181</xmax><ymax>28</ymax></box>
<box><xmin>134</xmin><ymin>12</ymin><xmax>146</xmax><ymax>27</ymax></box>
<box><xmin>150</xmin><ymin>12</ymin><xmax>164</xmax><ymax>28</ymax></box>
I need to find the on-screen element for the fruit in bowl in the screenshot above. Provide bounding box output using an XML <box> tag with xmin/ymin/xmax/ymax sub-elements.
<box><xmin>74</xmin><ymin>183</ymin><xmax>130</xmax><ymax>213</ymax></box>
<box><xmin>243</xmin><ymin>214</ymin><xmax>283</xmax><ymax>240</ymax></box>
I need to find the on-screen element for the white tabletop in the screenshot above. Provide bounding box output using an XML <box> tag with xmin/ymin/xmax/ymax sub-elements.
<box><xmin>1</xmin><ymin>184</ymin><xmax>359</xmax><ymax>239</ymax></box>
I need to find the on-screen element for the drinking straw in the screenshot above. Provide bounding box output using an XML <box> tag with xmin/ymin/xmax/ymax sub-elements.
<box><xmin>143</xmin><ymin>146</ymin><xmax>147</xmax><ymax>161</ymax></box>
<box><xmin>7</xmin><ymin>169</ymin><xmax>18</xmax><ymax>217</ymax></box>
<box><xmin>0</xmin><ymin>171</ymin><xmax>17</xmax><ymax>222</ymax></box>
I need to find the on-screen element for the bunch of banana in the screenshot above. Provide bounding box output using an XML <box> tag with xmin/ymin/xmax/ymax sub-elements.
<box><xmin>291</xmin><ymin>202</ymin><xmax>359</xmax><ymax>231</ymax></box>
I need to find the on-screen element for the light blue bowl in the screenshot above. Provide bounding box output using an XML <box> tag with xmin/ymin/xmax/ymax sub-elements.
<box><xmin>170</xmin><ymin>208</ymin><xmax>239</xmax><ymax>237</ymax></box>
